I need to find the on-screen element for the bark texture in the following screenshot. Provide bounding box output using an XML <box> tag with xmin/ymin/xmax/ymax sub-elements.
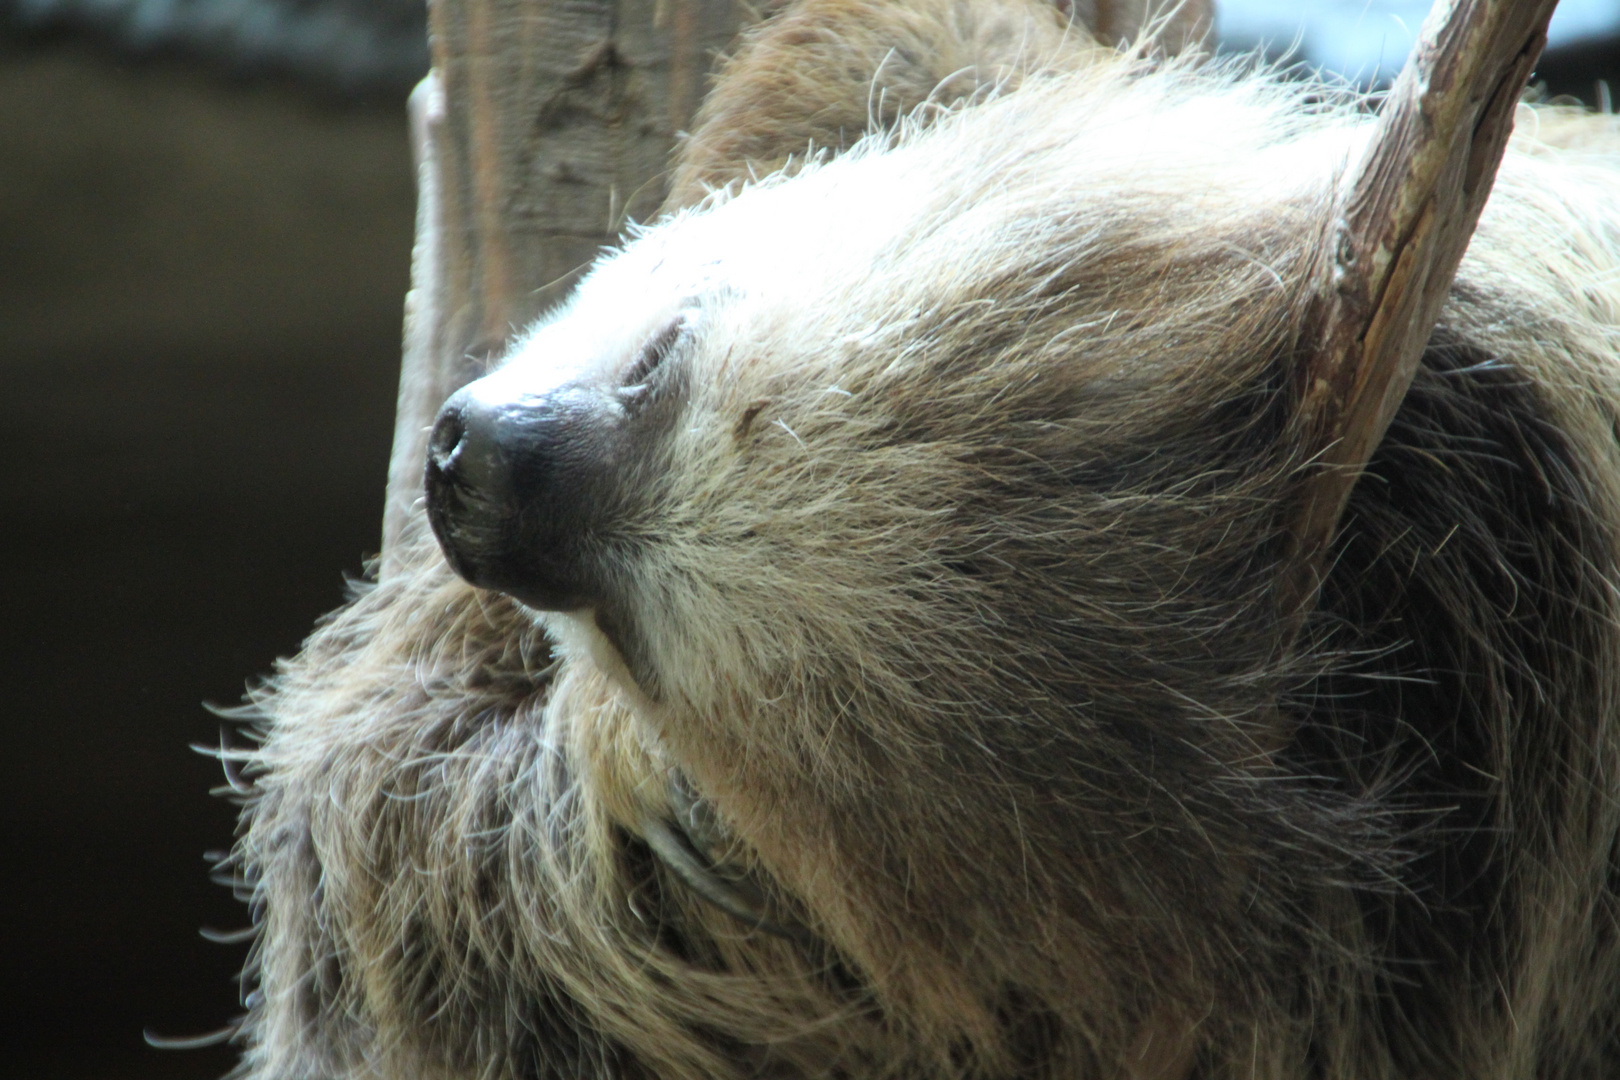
<box><xmin>1281</xmin><ymin>0</ymin><xmax>1561</xmax><ymax>619</ymax></box>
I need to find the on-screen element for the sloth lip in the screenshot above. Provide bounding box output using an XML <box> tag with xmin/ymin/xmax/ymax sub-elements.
<box><xmin>638</xmin><ymin>807</ymin><xmax>814</xmax><ymax>945</ymax></box>
<box><xmin>585</xmin><ymin>603</ymin><xmax>665</xmax><ymax>702</ymax></box>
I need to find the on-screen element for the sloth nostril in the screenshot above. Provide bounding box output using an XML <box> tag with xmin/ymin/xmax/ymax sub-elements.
<box><xmin>428</xmin><ymin>405</ymin><xmax>467</xmax><ymax>476</ymax></box>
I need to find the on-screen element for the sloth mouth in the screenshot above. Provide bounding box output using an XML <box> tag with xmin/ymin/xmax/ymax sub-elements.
<box><xmin>581</xmin><ymin>603</ymin><xmax>666</xmax><ymax>703</ymax></box>
<box><xmin>546</xmin><ymin>607</ymin><xmax>814</xmax><ymax>944</ymax></box>
<box><xmin>639</xmin><ymin>770</ymin><xmax>815</xmax><ymax>946</ymax></box>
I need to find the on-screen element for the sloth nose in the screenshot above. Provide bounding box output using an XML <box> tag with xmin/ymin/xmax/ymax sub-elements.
<box><xmin>424</xmin><ymin>377</ymin><xmax>614</xmax><ymax>611</ymax></box>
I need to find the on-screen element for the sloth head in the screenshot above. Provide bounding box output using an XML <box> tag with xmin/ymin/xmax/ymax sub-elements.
<box><xmin>423</xmin><ymin>70</ymin><xmax>1345</xmax><ymax>915</ymax></box>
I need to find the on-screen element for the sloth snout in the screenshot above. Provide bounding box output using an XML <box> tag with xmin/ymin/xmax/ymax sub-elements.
<box><xmin>424</xmin><ymin>375</ymin><xmax>617</xmax><ymax>613</ymax></box>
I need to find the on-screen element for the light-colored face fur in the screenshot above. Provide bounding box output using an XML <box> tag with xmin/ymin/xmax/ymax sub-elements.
<box><xmin>468</xmin><ymin>45</ymin><xmax>1620</xmax><ymax>1044</ymax></box>
<box><xmin>234</xmin><ymin>2</ymin><xmax>1620</xmax><ymax>1077</ymax></box>
<box><xmin>509</xmin><ymin>56</ymin><xmax>1339</xmax><ymax>996</ymax></box>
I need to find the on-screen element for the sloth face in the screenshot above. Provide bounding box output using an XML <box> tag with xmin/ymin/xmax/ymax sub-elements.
<box><xmin>417</xmin><ymin>75</ymin><xmax>1370</xmax><ymax>968</ymax></box>
<box><xmin>428</xmin><ymin>147</ymin><xmax>982</xmax><ymax>697</ymax></box>
<box><xmin>425</xmin><ymin>79</ymin><xmax>1319</xmax><ymax>789</ymax></box>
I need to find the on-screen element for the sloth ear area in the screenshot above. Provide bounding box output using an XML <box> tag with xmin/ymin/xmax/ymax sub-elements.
<box><xmin>666</xmin><ymin>0</ymin><xmax>1212</xmax><ymax>210</ymax></box>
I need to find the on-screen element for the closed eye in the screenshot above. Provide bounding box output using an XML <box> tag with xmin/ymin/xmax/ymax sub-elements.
<box><xmin>621</xmin><ymin>315</ymin><xmax>688</xmax><ymax>405</ymax></box>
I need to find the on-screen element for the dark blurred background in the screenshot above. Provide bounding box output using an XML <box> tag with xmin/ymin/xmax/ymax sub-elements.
<box><xmin>0</xmin><ymin>1</ymin><xmax>1615</xmax><ymax>1078</ymax></box>
<box><xmin>1</xmin><ymin>2</ymin><xmax>421</xmax><ymax>1076</ymax></box>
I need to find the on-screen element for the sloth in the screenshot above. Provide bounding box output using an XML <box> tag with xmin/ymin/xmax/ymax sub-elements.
<box><xmin>224</xmin><ymin>0</ymin><xmax>1620</xmax><ymax>1077</ymax></box>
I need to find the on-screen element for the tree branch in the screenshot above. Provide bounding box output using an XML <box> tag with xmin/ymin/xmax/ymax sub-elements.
<box><xmin>1279</xmin><ymin>0</ymin><xmax>1559</xmax><ymax>621</ymax></box>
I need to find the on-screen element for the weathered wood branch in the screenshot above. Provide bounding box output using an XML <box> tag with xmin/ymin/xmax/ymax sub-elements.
<box><xmin>381</xmin><ymin>0</ymin><xmax>747</xmax><ymax>576</ymax></box>
<box><xmin>1280</xmin><ymin>0</ymin><xmax>1559</xmax><ymax>619</ymax></box>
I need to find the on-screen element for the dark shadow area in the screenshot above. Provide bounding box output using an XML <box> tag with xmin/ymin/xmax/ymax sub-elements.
<box><xmin>0</xmin><ymin>0</ymin><xmax>427</xmax><ymax>95</ymax></box>
<box><xmin>1538</xmin><ymin>34</ymin><xmax>1620</xmax><ymax>105</ymax></box>
<box><xmin>0</xmin><ymin>32</ymin><xmax>412</xmax><ymax>1080</ymax></box>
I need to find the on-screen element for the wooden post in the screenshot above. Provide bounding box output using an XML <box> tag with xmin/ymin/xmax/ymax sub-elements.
<box><xmin>381</xmin><ymin>0</ymin><xmax>746</xmax><ymax>575</ymax></box>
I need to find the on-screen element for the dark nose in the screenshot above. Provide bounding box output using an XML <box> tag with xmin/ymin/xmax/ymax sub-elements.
<box><xmin>424</xmin><ymin>378</ymin><xmax>618</xmax><ymax>611</ymax></box>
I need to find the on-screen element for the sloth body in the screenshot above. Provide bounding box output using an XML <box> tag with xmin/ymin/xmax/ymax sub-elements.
<box><xmin>231</xmin><ymin>2</ymin><xmax>1620</xmax><ymax>1077</ymax></box>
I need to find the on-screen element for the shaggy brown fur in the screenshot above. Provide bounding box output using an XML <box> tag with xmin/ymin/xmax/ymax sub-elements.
<box><xmin>664</xmin><ymin>0</ymin><xmax>1210</xmax><ymax>206</ymax></box>
<box><xmin>223</xmin><ymin>2</ymin><xmax>1620</xmax><ymax>1078</ymax></box>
